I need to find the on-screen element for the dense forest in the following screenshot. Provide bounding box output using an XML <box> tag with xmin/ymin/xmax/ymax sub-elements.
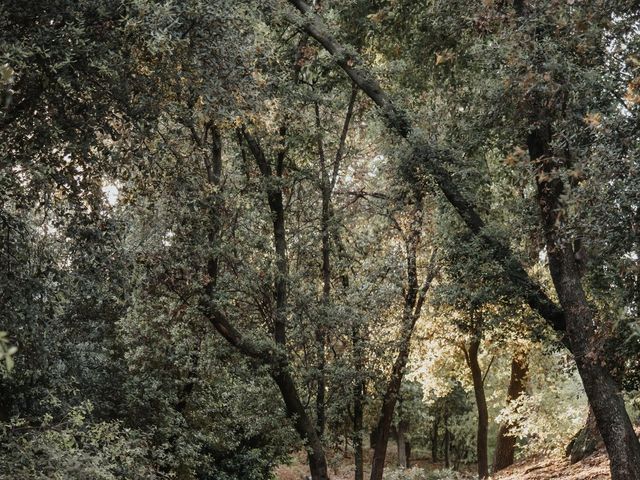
<box><xmin>1</xmin><ymin>1</ymin><xmax>639</xmax><ymax>479</ymax></box>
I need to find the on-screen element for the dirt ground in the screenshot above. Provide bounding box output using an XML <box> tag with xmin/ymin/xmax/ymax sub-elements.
<box><xmin>493</xmin><ymin>449</ymin><xmax>610</xmax><ymax>480</ymax></box>
<box><xmin>275</xmin><ymin>441</ymin><xmax>615</xmax><ymax>480</ymax></box>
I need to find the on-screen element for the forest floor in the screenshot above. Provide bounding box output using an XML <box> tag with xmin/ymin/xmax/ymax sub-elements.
<box><xmin>493</xmin><ymin>449</ymin><xmax>611</xmax><ymax>480</ymax></box>
<box><xmin>493</xmin><ymin>449</ymin><xmax>609</xmax><ymax>480</ymax></box>
<box><xmin>275</xmin><ymin>438</ymin><xmax>617</xmax><ymax>480</ymax></box>
<box><xmin>494</xmin><ymin>426</ymin><xmax>640</xmax><ymax>479</ymax></box>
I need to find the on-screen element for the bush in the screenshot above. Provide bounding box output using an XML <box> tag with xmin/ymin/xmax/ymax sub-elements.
<box><xmin>0</xmin><ymin>403</ymin><xmax>161</xmax><ymax>480</ymax></box>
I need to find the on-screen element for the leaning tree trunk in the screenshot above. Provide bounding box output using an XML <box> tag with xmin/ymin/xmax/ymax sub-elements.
<box><xmin>493</xmin><ymin>354</ymin><xmax>529</xmax><ymax>472</ymax></box>
<box><xmin>529</xmin><ymin>127</ymin><xmax>640</xmax><ymax>480</ymax></box>
<box><xmin>273</xmin><ymin>369</ymin><xmax>330</xmax><ymax>480</ymax></box>
<box><xmin>370</xmin><ymin>338</ymin><xmax>414</xmax><ymax>480</ymax></box>
<box><xmin>466</xmin><ymin>335</ymin><xmax>489</xmax><ymax>479</ymax></box>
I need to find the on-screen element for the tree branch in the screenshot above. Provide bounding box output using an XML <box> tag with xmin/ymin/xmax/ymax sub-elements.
<box><xmin>283</xmin><ymin>0</ymin><xmax>567</xmax><ymax>337</ymax></box>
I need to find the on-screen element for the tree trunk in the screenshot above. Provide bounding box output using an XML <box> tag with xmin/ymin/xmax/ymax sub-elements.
<box><xmin>273</xmin><ymin>369</ymin><xmax>330</xmax><ymax>480</ymax></box>
<box><xmin>466</xmin><ymin>335</ymin><xmax>489</xmax><ymax>479</ymax></box>
<box><xmin>353</xmin><ymin>319</ymin><xmax>365</xmax><ymax>480</ymax></box>
<box><xmin>566</xmin><ymin>406</ymin><xmax>602</xmax><ymax>464</ymax></box>
<box><xmin>315</xmin><ymin>101</ymin><xmax>330</xmax><ymax>438</ymax></box>
<box><xmin>341</xmin><ymin>267</ymin><xmax>364</xmax><ymax>480</ymax></box>
<box><xmin>493</xmin><ymin>355</ymin><xmax>529</xmax><ymax>472</ymax></box>
<box><xmin>432</xmin><ymin>413</ymin><xmax>439</xmax><ymax>463</ymax></box>
<box><xmin>314</xmin><ymin>87</ymin><xmax>357</xmax><ymax>439</ymax></box>
<box><xmin>397</xmin><ymin>420</ymin><xmax>408</xmax><ymax>468</ymax></box>
<box><xmin>443</xmin><ymin>411</ymin><xmax>450</xmax><ymax>469</ymax></box>
<box><xmin>335</xmin><ymin>236</ymin><xmax>364</xmax><ymax>480</ymax></box>
<box><xmin>370</xmin><ymin>340</ymin><xmax>412</xmax><ymax>480</ymax></box>
<box><xmin>529</xmin><ymin>127</ymin><xmax>640</xmax><ymax>480</ymax></box>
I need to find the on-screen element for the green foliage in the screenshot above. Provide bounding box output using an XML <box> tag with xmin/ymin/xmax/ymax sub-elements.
<box><xmin>0</xmin><ymin>402</ymin><xmax>160</xmax><ymax>480</ymax></box>
<box><xmin>0</xmin><ymin>332</ymin><xmax>16</xmax><ymax>372</ymax></box>
<box><xmin>1</xmin><ymin>0</ymin><xmax>639</xmax><ymax>478</ymax></box>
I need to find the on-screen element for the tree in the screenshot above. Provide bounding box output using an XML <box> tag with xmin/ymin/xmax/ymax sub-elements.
<box><xmin>493</xmin><ymin>353</ymin><xmax>529</xmax><ymax>472</ymax></box>
<box><xmin>281</xmin><ymin>2</ymin><xmax>640</xmax><ymax>478</ymax></box>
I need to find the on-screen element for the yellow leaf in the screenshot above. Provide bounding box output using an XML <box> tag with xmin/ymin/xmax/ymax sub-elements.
<box><xmin>367</xmin><ymin>11</ymin><xmax>387</xmax><ymax>24</ymax></box>
<box><xmin>435</xmin><ymin>50</ymin><xmax>454</xmax><ymax>66</ymax></box>
<box><xmin>583</xmin><ymin>112</ymin><xmax>602</xmax><ymax>127</ymax></box>
<box><xmin>0</xmin><ymin>63</ymin><xmax>14</xmax><ymax>85</ymax></box>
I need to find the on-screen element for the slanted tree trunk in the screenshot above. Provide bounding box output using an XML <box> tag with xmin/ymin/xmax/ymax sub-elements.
<box><xmin>463</xmin><ymin>324</ymin><xmax>489</xmax><ymax>480</ymax></box>
<box><xmin>529</xmin><ymin>126</ymin><xmax>640</xmax><ymax>480</ymax></box>
<box><xmin>369</xmin><ymin>324</ymin><xmax>414</xmax><ymax>480</ymax></box>
<box><xmin>493</xmin><ymin>354</ymin><xmax>529</xmax><ymax>472</ymax></box>
<box><xmin>273</xmin><ymin>369</ymin><xmax>330</xmax><ymax>480</ymax></box>
<box><xmin>201</xmin><ymin>125</ymin><xmax>328</xmax><ymax>478</ymax></box>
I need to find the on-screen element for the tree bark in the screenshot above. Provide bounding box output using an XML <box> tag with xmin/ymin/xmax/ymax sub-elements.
<box><xmin>566</xmin><ymin>406</ymin><xmax>602</xmax><ymax>464</ymax></box>
<box><xmin>340</xmin><ymin>263</ymin><xmax>364</xmax><ymax>480</ymax></box>
<box><xmin>465</xmin><ymin>335</ymin><xmax>489</xmax><ymax>479</ymax></box>
<box><xmin>199</xmin><ymin>126</ymin><xmax>321</xmax><ymax>476</ymax></box>
<box><xmin>529</xmin><ymin>127</ymin><xmax>640</xmax><ymax>480</ymax></box>
<box><xmin>493</xmin><ymin>355</ymin><xmax>529</xmax><ymax>472</ymax></box>
<box><xmin>333</xmin><ymin>205</ymin><xmax>364</xmax><ymax>480</ymax></box>
<box><xmin>315</xmin><ymin>100</ymin><xmax>329</xmax><ymax>438</ymax></box>
<box><xmin>273</xmin><ymin>369</ymin><xmax>330</xmax><ymax>480</ymax></box>
<box><xmin>370</xmin><ymin>345</ymin><xmax>409</xmax><ymax>480</ymax></box>
<box><xmin>352</xmin><ymin>317</ymin><xmax>365</xmax><ymax>480</ymax></box>
<box><xmin>397</xmin><ymin>420</ymin><xmax>408</xmax><ymax>468</ymax></box>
